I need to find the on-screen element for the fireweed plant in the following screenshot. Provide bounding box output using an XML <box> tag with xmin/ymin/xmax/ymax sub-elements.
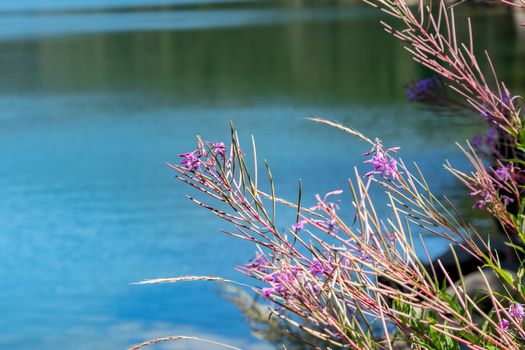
<box><xmin>128</xmin><ymin>0</ymin><xmax>525</xmax><ymax>349</ymax></box>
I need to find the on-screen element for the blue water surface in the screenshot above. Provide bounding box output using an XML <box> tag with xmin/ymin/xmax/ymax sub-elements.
<box><xmin>0</xmin><ymin>1</ymin><xmax>521</xmax><ymax>349</ymax></box>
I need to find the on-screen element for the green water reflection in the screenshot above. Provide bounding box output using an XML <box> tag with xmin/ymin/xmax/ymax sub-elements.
<box><xmin>1</xmin><ymin>4</ymin><xmax>522</xmax><ymax>102</ymax></box>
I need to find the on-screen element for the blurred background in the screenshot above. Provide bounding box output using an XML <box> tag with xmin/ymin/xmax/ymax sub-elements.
<box><xmin>0</xmin><ymin>0</ymin><xmax>523</xmax><ymax>348</ymax></box>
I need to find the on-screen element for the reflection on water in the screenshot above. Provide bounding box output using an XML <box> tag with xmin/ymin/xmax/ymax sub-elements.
<box><xmin>0</xmin><ymin>1</ymin><xmax>523</xmax><ymax>349</ymax></box>
<box><xmin>0</xmin><ymin>0</ymin><xmax>257</xmax><ymax>13</ymax></box>
<box><xmin>0</xmin><ymin>7</ymin><xmax>365</xmax><ymax>41</ymax></box>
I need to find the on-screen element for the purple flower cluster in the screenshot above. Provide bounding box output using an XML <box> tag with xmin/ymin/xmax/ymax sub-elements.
<box><xmin>486</xmin><ymin>127</ymin><xmax>498</xmax><ymax>145</ymax></box>
<box><xmin>502</xmin><ymin>195</ymin><xmax>514</xmax><ymax>206</ymax></box>
<box><xmin>501</xmin><ymin>303</ymin><xmax>525</xmax><ymax>331</ymax></box>
<box><xmin>210</xmin><ymin>142</ymin><xmax>226</xmax><ymax>157</ymax></box>
<box><xmin>364</xmin><ymin>143</ymin><xmax>400</xmax><ymax>180</ymax></box>
<box><xmin>509</xmin><ymin>303</ymin><xmax>525</xmax><ymax>321</ymax></box>
<box><xmin>406</xmin><ymin>77</ymin><xmax>443</xmax><ymax>102</ymax></box>
<box><xmin>501</xmin><ymin>91</ymin><xmax>512</xmax><ymax>106</ymax></box>
<box><xmin>472</xmin><ymin>190</ymin><xmax>492</xmax><ymax>209</ymax></box>
<box><xmin>471</xmin><ymin>165</ymin><xmax>516</xmax><ymax>208</ymax></box>
<box><xmin>262</xmin><ymin>271</ymin><xmax>294</xmax><ymax>298</ymax></box>
<box><xmin>472</xmin><ymin>191</ymin><xmax>513</xmax><ymax>208</ymax></box>
<box><xmin>470</xmin><ymin>128</ymin><xmax>499</xmax><ymax>150</ymax></box>
<box><xmin>259</xmin><ymin>260</ymin><xmax>332</xmax><ymax>299</ymax></box>
<box><xmin>317</xmin><ymin>218</ymin><xmax>339</xmax><ymax>232</ymax></box>
<box><xmin>309</xmin><ymin>259</ymin><xmax>330</xmax><ymax>276</ymax></box>
<box><xmin>179</xmin><ymin>151</ymin><xmax>201</xmax><ymax>171</ymax></box>
<box><xmin>359</xmin><ymin>252</ymin><xmax>371</xmax><ymax>262</ymax></box>
<box><xmin>495</xmin><ymin>166</ymin><xmax>511</xmax><ymax>182</ymax></box>
<box><xmin>292</xmin><ymin>219</ymin><xmax>308</xmax><ymax>232</ymax></box>
<box><xmin>493</xmin><ymin>166</ymin><xmax>515</xmax><ymax>206</ymax></box>
<box><xmin>470</xmin><ymin>134</ymin><xmax>482</xmax><ymax>149</ymax></box>
<box><xmin>501</xmin><ymin>318</ymin><xmax>510</xmax><ymax>330</ymax></box>
<box><xmin>325</xmin><ymin>220</ymin><xmax>337</xmax><ymax>233</ymax></box>
<box><xmin>308</xmin><ymin>218</ymin><xmax>340</xmax><ymax>234</ymax></box>
<box><xmin>178</xmin><ymin>139</ymin><xmax>227</xmax><ymax>171</ymax></box>
<box><xmin>245</xmin><ymin>252</ymin><xmax>268</xmax><ymax>273</ymax></box>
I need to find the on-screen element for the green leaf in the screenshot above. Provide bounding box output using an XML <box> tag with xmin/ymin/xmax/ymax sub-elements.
<box><xmin>493</xmin><ymin>266</ymin><xmax>515</xmax><ymax>286</ymax></box>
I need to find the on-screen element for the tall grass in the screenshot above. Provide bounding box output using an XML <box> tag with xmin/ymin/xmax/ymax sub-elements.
<box><xmin>129</xmin><ymin>0</ymin><xmax>525</xmax><ymax>348</ymax></box>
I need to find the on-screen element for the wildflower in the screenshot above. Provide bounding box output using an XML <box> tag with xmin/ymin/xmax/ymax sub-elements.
<box><xmin>179</xmin><ymin>152</ymin><xmax>200</xmax><ymax>171</ymax></box>
<box><xmin>309</xmin><ymin>259</ymin><xmax>329</xmax><ymax>277</ymax></box>
<box><xmin>473</xmin><ymin>200</ymin><xmax>485</xmax><ymax>209</ymax></box>
<box><xmin>486</xmin><ymin>127</ymin><xmax>498</xmax><ymax>145</ymax></box>
<box><xmin>262</xmin><ymin>287</ymin><xmax>277</xmax><ymax>298</ymax></box>
<box><xmin>501</xmin><ymin>318</ymin><xmax>510</xmax><ymax>330</ymax></box>
<box><xmin>495</xmin><ymin>166</ymin><xmax>511</xmax><ymax>182</ymax></box>
<box><xmin>210</xmin><ymin>142</ymin><xmax>226</xmax><ymax>157</ymax></box>
<box><xmin>470</xmin><ymin>134</ymin><xmax>482</xmax><ymax>149</ymax></box>
<box><xmin>364</xmin><ymin>144</ymin><xmax>400</xmax><ymax>180</ymax></box>
<box><xmin>471</xmin><ymin>190</ymin><xmax>492</xmax><ymax>209</ymax></box>
<box><xmin>502</xmin><ymin>195</ymin><xmax>514</xmax><ymax>206</ymax></box>
<box><xmin>509</xmin><ymin>303</ymin><xmax>525</xmax><ymax>322</ymax></box>
<box><xmin>327</xmin><ymin>220</ymin><xmax>337</xmax><ymax>232</ymax></box>
<box><xmin>360</xmin><ymin>253</ymin><xmax>371</xmax><ymax>262</ymax></box>
<box><xmin>245</xmin><ymin>253</ymin><xmax>267</xmax><ymax>273</ymax></box>
<box><xmin>310</xmin><ymin>190</ymin><xmax>343</xmax><ymax>212</ymax></box>
<box><xmin>317</xmin><ymin>219</ymin><xmax>338</xmax><ymax>233</ymax></box>
<box><xmin>501</xmin><ymin>91</ymin><xmax>513</xmax><ymax>107</ymax></box>
<box><xmin>312</xmin><ymin>219</ymin><xmax>339</xmax><ymax>234</ymax></box>
<box><xmin>292</xmin><ymin>220</ymin><xmax>308</xmax><ymax>232</ymax></box>
<box><xmin>260</xmin><ymin>271</ymin><xmax>296</xmax><ymax>299</ymax></box>
<box><xmin>406</xmin><ymin>77</ymin><xmax>442</xmax><ymax>102</ymax></box>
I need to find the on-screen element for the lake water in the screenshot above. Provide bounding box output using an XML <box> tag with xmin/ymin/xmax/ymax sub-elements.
<box><xmin>0</xmin><ymin>1</ymin><xmax>523</xmax><ymax>349</ymax></box>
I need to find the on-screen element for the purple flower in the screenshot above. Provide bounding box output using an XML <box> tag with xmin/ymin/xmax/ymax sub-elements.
<box><xmin>473</xmin><ymin>200</ymin><xmax>486</xmax><ymax>209</ymax></box>
<box><xmin>179</xmin><ymin>152</ymin><xmax>200</xmax><ymax>171</ymax></box>
<box><xmin>326</xmin><ymin>220</ymin><xmax>337</xmax><ymax>232</ymax></box>
<box><xmin>501</xmin><ymin>318</ymin><xmax>510</xmax><ymax>330</ymax></box>
<box><xmin>360</xmin><ymin>253</ymin><xmax>371</xmax><ymax>262</ymax></box>
<box><xmin>262</xmin><ymin>287</ymin><xmax>277</xmax><ymax>297</ymax></box>
<box><xmin>312</xmin><ymin>219</ymin><xmax>339</xmax><ymax>233</ymax></box>
<box><xmin>245</xmin><ymin>253</ymin><xmax>267</xmax><ymax>272</ymax></box>
<box><xmin>406</xmin><ymin>77</ymin><xmax>442</xmax><ymax>102</ymax></box>
<box><xmin>292</xmin><ymin>220</ymin><xmax>308</xmax><ymax>232</ymax></box>
<box><xmin>472</xmin><ymin>190</ymin><xmax>492</xmax><ymax>209</ymax></box>
<box><xmin>309</xmin><ymin>259</ymin><xmax>330</xmax><ymax>277</ymax></box>
<box><xmin>470</xmin><ymin>134</ymin><xmax>482</xmax><ymax>149</ymax></box>
<box><xmin>416</xmin><ymin>78</ymin><xmax>435</xmax><ymax>90</ymax></box>
<box><xmin>486</xmin><ymin>127</ymin><xmax>498</xmax><ymax>145</ymax></box>
<box><xmin>501</xmin><ymin>91</ymin><xmax>512</xmax><ymax>106</ymax></box>
<box><xmin>260</xmin><ymin>271</ymin><xmax>295</xmax><ymax>298</ymax></box>
<box><xmin>210</xmin><ymin>142</ymin><xmax>226</xmax><ymax>157</ymax></box>
<box><xmin>406</xmin><ymin>89</ymin><xmax>417</xmax><ymax>102</ymax></box>
<box><xmin>310</xmin><ymin>190</ymin><xmax>343</xmax><ymax>212</ymax></box>
<box><xmin>364</xmin><ymin>147</ymin><xmax>399</xmax><ymax>180</ymax></box>
<box><xmin>495</xmin><ymin>166</ymin><xmax>511</xmax><ymax>182</ymax></box>
<box><xmin>502</xmin><ymin>195</ymin><xmax>514</xmax><ymax>206</ymax></box>
<box><xmin>509</xmin><ymin>303</ymin><xmax>525</xmax><ymax>321</ymax></box>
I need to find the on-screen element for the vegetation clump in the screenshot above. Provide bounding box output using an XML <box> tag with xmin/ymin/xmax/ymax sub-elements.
<box><xmin>130</xmin><ymin>0</ymin><xmax>525</xmax><ymax>348</ymax></box>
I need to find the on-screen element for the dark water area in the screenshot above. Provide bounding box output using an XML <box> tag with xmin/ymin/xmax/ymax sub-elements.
<box><xmin>0</xmin><ymin>1</ymin><xmax>523</xmax><ymax>348</ymax></box>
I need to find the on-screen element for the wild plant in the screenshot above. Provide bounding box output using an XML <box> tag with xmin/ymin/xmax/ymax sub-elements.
<box><xmin>129</xmin><ymin>0</ymin><xmax>525</xmax><ymax>348</ymax></box>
